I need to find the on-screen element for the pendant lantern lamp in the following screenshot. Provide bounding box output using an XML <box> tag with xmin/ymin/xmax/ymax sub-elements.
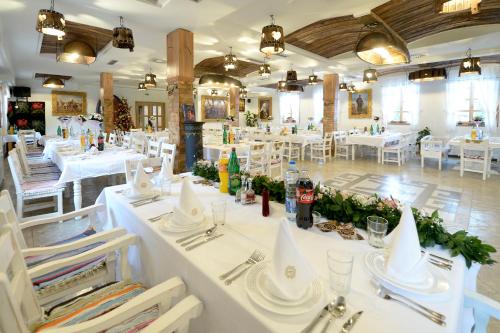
<box><xmin>355</xmin><ymin>25</ymin><xmax>410</xmax><ymax>65</ymax></box>
<box><xmin>259</xmin><ymin>58</ymin><xmax>272</xmax><ymax>78</ymax></box>
<box><xmin>260</xmin><ymin>14</ymin><xmax>285</xmax><ymax>55</ymax></box>
<box><xmin>408</xmin><ymin>68</ymin><xmax>447</xmax><ymax>82</ymax></box>
<box><xmin>210</xmin><ymin>89</ymin><xmax>218</xmax><ymax>96</ymax></box>
<box><xmin>308</xmin><ymin>70</ymin><xmax>318</xmax><ymax>85</ymax></box>
<box><xmin>363</xmin><ymin>68</ymin><xmax>378</xmax><ymax>83</ymax></box>
<box><xmin>347</xmin><ymin>83</ymin><xmax>356</xmax><ymax>92</ymax></box>
<box><xmin>42</xmin><ymin>77</ymin><xmax>64</xmax><ymax>89</ymax></box>
<box><xmin>57</xmin><ymin>40</ymin><xmax>96</xmax><ymax>65</ymax></box>
<box><xmin>459</xmin><ymin>48</ymin><xmax>481</xmax><ymax>76</ymax></box>
<box><xmin>144</xmin><ymin>67</ymin><xmax>157</xmax><ymax>88</ymax></box>
<box><xmin>339</xmin><ymin>82</ymin><xmax>348</xmax><ymax>91</ymax></box>
<box><xmin>113</xmin><ymin>16</ymin><xmax>135</xmax><ymax>52</ymax></box>
<box><xmin>138</xmin><ymin>82</ymin><xmax>146</xmax><ymax>91</ymax></box>
<box><xmin>36</xmin><ymin>0</ymin><xmax>65</xmax><ymax>38</ymax></box>
<box><xmin>224</xmin><ymin>47</ymin><xmax>238</xmax><ymax>71</ymax></box>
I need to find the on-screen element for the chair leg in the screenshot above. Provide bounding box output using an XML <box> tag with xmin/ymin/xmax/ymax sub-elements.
<box><xmin>16</xmin><ymin>195</ymin><xmax>24</xmax><ymax>219</ymax></box>
<box><xmin>438</xmin><ymin>158</ymin><xmax>442</xmax><ymax>171</ymax></box>
<box><xmin>57</xmin><ymin>192</ymin><xmax>63</xmax><ymax>215</ymax></box>
<box><xmin>421</xmin><ymin>157</ymin><xmax>424</xmax><ymax>168</ymax></box>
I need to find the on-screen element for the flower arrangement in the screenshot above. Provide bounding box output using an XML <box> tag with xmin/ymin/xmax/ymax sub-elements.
<box><xmin>244</xmin><ymin>111</ymin><xmax>258</xmax><ymax>127</ymax></box>
<box><xmin>191</xmin><ymin>163</ymin><xmax>496</xmax><ymax>267</ymax></box>
<box><xmin>73</xmin><ymin>115</ymin><xmax>87</xmax><ymax>126</ymax></box>
<box><xmin>89</xmin><ymin>113</ymin><xmax>103</xmax><ymax>122</ymax></box>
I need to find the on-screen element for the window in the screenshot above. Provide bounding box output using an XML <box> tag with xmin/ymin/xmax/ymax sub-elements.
<box><xmin>279</xmin><ymin>93</ymin><xmax>300</xmax><ymax>124</ymax></box>
<box><xmin>135</xmin><ymin>102</ymin><xmax>166</xmax><ymax>130</ymax></box>
<box><xmin>452</xmin><ymin>80</ymin><xmax>484</xmax><ymax>125</ymax></box>
<box><xmin>381</xmin><ymin>84</ymin><xmax>419</xmax><ymax>124</ymax></box>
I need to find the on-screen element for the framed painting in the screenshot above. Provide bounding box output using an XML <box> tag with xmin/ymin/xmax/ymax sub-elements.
<box><xmin>348</xmin><ymin>89</ymin><xmax>372</xmax><ymax>119</ymax></box>
<box><xmin>201</xmin><ymin>95</ymin><xmax>228</xmax><ymax>122</ymax></box>
<box><xmin>239</xmin><ymin>98</ymin><xmax>245</xmax><ymax>112</ymax></box>
<box><xmin>7</xmin><ymin>101</ymin><xmax>46</xmax><ymax>135</ymax></box>
<box><xmin>258</xmin><ymin>96</ymin><xmax>272</xmax><ymax>120</ymax></box>
<box><xmin>182</xmin><ymin>104</ymin><xmax>196</xmax><ymax>122</ymax></box>
<box><xmin>52</xmin><ymin>91</ymin><xmax>87</xmax><ymax>116</ymax></box>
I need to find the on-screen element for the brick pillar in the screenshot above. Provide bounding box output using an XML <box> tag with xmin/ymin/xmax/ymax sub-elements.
<box><xmin>166</xmin><ymin>29</ymin><xmax>194</xmax><ymax>173</ymax></box>
<box><xmin>323</xmin><ymin>73</ymin><xmax>339</xmax><ymax>133</ymax></box>
<box><xmin>229</xmin><ymin>86</ymin><xmax>240</xmax><ymax>126</ymax></box>
<box><xmin>100</xmin><ymin>72</ymin><xmax>114</xmax><ymax>132</ymax></box>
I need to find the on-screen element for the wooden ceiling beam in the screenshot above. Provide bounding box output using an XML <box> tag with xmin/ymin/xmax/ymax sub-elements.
<box><xmin>369</xmin><ymin>11</ymin><xmax>406</xmax><ymax>43</ymax></box>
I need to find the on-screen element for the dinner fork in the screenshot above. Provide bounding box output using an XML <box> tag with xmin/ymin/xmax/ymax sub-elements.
<box><xmin>219</xmin><ymin>250</ymin><xmax>265</xmax><ymax>280</ymax></box>
<box><xmin>132</xmin><ymin>195</ymin><xmax>161</xmax><ymax>207</ymax></box>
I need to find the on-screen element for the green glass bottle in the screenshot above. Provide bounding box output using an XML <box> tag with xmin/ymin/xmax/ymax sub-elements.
<box><xmin>223</xmin><ymin>126</ymin><xmax>228</xmax><ymax>144</ymax></box>
<box><xmin>228</xmin><ymin>147</ymin><xmax>241</xmax><ymax>195</ymax></box>
<box><xmin>57</xmin><ymin>125</ymin><xmax>62</xmax><ymax>137</ymax></box>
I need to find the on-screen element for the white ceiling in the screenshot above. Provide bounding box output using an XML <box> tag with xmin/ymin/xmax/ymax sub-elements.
<box><xmin>0</xmin><ymin>0</ymin><xmax>499</xmax><ymax>90</ymax></box>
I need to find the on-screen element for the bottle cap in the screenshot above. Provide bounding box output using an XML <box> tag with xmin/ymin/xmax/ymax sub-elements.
<box><xmin>289</xmin><ymin>160</ymin><xmax>296</xmax><ymax>165</ymax></box>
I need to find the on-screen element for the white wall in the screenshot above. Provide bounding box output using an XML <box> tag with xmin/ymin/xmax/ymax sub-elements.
<box><xmin>10</xmin><ymin>79</ymin><xmax>166</xmax><ymax>135</ymax></box>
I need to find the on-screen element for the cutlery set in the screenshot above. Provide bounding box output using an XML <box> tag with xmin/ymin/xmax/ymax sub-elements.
<box><xmin>148</xmin><ymin>211</ymin><xmax>173</xmax><ymax>222</ymax></box>
<box><xmin>422</xmin><ymin>250</ymin><xmax>453</xmax><ymax>271</ymax></box>
<box><xmin>175</xmin><ymin>226</ymin><xmax>223</xmax><ymax>252</ymax></box>
<box><xmin>219</xmin><ymin>250</ymin><xmax>265</xmax><ymax>285</ymax></box>
<box><xmin>303</xmin><ymin>297</ymin><xmax>362</xmax><ymax>333</ymax></box>
<box><xmin>130</xmin><ymin>195</ymin><xmax>161</xmax><ymax>207</ymax></box>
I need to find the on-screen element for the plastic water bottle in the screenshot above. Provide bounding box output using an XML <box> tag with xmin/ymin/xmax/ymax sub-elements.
<box><xmin>285</xmin><ymin>161</ymin><xmax>299</xmax><ymax>221</ymax></box>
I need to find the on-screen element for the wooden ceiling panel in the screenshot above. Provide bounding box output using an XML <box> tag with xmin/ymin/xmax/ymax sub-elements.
<box><xmin>40</xmin><ymin>21</ymin><xmax>113</xmax><ymax>55</ymax></box>
<box><xmin>285</xmin><ymin>1</ymin><xmax>500</xmax><ymax>59</ymax></box>
<box><xmin>34</xmin><ymin>73</ymin><xmax>72</xmax><ymax>80</ymax></box>
<box><xmin>194</xmin><ymin>56</ymin><xmax>261</xmax><ymax>78</ymax></box>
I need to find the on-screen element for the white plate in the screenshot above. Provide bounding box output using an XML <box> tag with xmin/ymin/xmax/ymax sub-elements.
<box><xmin>245</xmin><ymin>261</ymin><xmax>323</xmax><ymax>316</ymax></box>
<box><xmin>122</xmin><ymin>188</ymin><xmax>158</xmax><ymax>200</ymax></box>
<box><xmin>365</xmin><ymin>251</ymin><xmax>449</xmax><ymax>295</ymax></box>
<box><xmin>159</xmin><ymin>214</ymin><xmax>208</xmax><ymax>233</ymax></box>
<box><xmin>255</xmin><ymin>264</ymin><xmax>314</xmax><ymax>307</ymax></box>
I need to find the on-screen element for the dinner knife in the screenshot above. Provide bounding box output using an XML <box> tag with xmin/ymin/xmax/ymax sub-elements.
<box><xmin>185</xmin><ymin>234</ymin><xmax>224</xmax><ymax>251</ymax></box>
<box><xmin>301</xmin><ymin>304</ymin><xmax>330</xmax><ymax>333</ymax></box>
<box><xmin>176</xmin><ymin>228</ymin><xmax>212</xmax><ymax>243</ymax></box>
<box><xmin>340</xmin><ymin>311</ymin><xmax>363</xmax><ymax>333</ymax></box>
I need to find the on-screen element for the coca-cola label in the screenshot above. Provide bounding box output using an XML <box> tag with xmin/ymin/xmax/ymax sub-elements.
<box><xmin>296</xmin><ymin>188</ymin><xmax>314</xmax><ymax>204</ymax></box>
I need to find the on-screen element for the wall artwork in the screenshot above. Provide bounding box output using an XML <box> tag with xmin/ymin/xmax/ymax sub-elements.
<box><xmin>52</xmin><ymin>90</ymin><xmax>87</xmax><ymax>116</ymax></box>
<box><xmin>7</xmin><ymin>101</ymin><xmax>46</xmax><ymax>135</ymax></box>
<box><xmin>201</xmin><ymin>95</ymin><xmax>228</xmax><ymax>122</ymax></box>
<box><xmin>348</xmin><ymin>89</ymin><xmax>372</xmax><ymax>119</ymax></box>
<box><xmin>258</xmin><ymin>96</ymin><xmax>272</xmax><ymax>120</ymax></box>
<box><xmin>182</xmin><ymin>104</ymin><xmax>196</xmax><ymax>122</ymax></box>
<box><xmin>239</xmin><ymin>98</ymin><xmax>245</xmax><ymax>112</ymax></box>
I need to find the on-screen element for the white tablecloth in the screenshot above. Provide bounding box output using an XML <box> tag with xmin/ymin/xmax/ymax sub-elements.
<box><xmin>346</xmin><ymin>132</ymin><xmax>402</xmax><ymax>148</ymax></box>
<box><xmin>3</xmin><ymin>132</ymin><xmax>42</xmax><ymax>143</ymax></box>
<box><xmin>447</xmin><ymin>136</ymin><xmax>500</xmax><ymax>149</ymax></box>
<box><xmin>203</xmin><ymin>142</ymin><xmax>271</xmax><ymax>161</ymax></box>
<box><xmin>97</xmin><ymin>180</ymin><xmax>468</xmax><ymax>333</ymax></box>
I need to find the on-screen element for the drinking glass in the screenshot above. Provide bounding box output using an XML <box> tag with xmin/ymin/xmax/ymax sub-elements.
<box><xmin>367</xmin><ymin>216</ymin><xmax>388</xmax><ymax>248</ymax></box>
<box><xmin>211</xmin><ymin>201</ymin><xmax>227</xmax><ymax>226</ymax></box>
<box><xmin>160</xmin><ymin>179</ymin><xmax>172</xmax><ymax>196</ymax></box>
<box><xmin>326</xmin><ymin>250</ymin><xmax>353</xmax><ymax>297</ymax></box>
<box><xmin>312</xmin><ymin>211</ymin><xmax>322</xmax><ymax>224</ymax></box>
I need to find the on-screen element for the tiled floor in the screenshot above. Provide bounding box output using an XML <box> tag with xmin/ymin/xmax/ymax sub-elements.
<box><xmin>2</xmin><ymin>154</ymin><xmax>499</xmax><ymax>332</ymax></box>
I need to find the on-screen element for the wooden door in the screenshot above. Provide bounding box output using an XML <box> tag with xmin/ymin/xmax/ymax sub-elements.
<box><xmin>135</xmin><ymin>102</ymin><xmax>166</xmax><ymax>130</ymax></box>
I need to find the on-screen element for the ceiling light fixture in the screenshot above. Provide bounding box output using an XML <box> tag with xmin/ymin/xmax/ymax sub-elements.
<box><xmin>437</xmin><ymin>0</ymin><xmax>481</xmax><ymax>14</ymax></box>
<box><xmin>36</xmin><ymin>0</ymin><xmax>65</xmax><ymax>38</ymax></box>
<box><xmin>144</xmin><ymin>66</ymin><xmax>157</xmax><ymax>88</ymax></box>
<box><xmin>198</xmin><ymin>73</ymin><xmax>243</xmax><ymax>88</ymax></box>
<box><xmin>42</xmin><ymin>77</ymin><xmax>64</xmax><ymax>89</ymax></box>
<box><xmin>308</xmin><ymin>70</ymin><xmax>318</xmax><ymax>85</ymax></box>
<box><xmin>223</xmin><ymin>47</ymin><xmax>238</xmax><ymax>71</ymax></box>
<box><xmin>210</xmin><ymin>89</ymin><xmax>218</xmax><ymax>96</ymax></box>
<box><xmin>339</xmin><ymin>82</ymin><xmax>348</xmax><ymax>91</ymax></box>
<box><xmin>282</xmin><ymin>68</ymin><xmax>304</xmax><ymax>93</ymax></box>
<box><xmin>138</xmin><ymin>82</ymin><xmax>146</xmax><ymax>90</ymax></box>
<box><xmin>259</xmin><ymin>57</ymin><xmax>272</xmax><ymax>78</ymax></box>
<box><xmin>113</xmin><ymin>16</ymin><xmax>135</xmax><ymax>52</ymax></box>
<box><xmin>260</xmin><ymin>14</ymin><xmax>285</xmax><ymax>56</ymax></box>
<box><xmin>459</xmin><ymin>48</ymin><xmax>481</xmax><ymax>76</ymax></box>
<box><xmin>409</xmin><ymin>68</ymin><xmax>447</xmax><ymax>82</ymax></box>
<box><xmin>363</xmin><ymin>68</ymin><xmax>378</xmax><ymax>83</ymax></box>
<box><xmin>347</xmin><ymin>83</ymin><xmax>356</xmax><ymax>92</ymax></box>
<box><xmin>277</xmin><ymin>80</ymin><xmax>287</xmax><ymax>92</ymax></box>
<box><xmin>57</xmin><ymin>40</ymin><xmax>96</xmax><ymax>65</ymax></box>
<box><xmin>355</xmin><ymin>24</ymin><xmax>410</xmax><ymax>65</ymax></box>
<box><xmin>240</xmin><ymin>87</ymin><xmax>248</xmax><ymax>98</ymax></box>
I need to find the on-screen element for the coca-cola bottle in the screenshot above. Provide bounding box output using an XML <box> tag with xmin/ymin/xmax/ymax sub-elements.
<box><xmin>296</xmin><ymin>170</ymin><xmax>314</xmax><ymax>229</ymax></box>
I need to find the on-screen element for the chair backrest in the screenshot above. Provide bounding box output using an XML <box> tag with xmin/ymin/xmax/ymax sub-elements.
<box><xmin>248</xmin><ymin>143</ymin><xmax>267</xmax><ymax>164</ymax></box>
<box><xmin>160</xmin><ymin>143</ymin><xmax>176</xmax><ymax>165</ymax></box>
<box><xmin>122</xmin><ymin>135</ymin><xmax>132</xmax><ymax>149</ymax></box>
<box><xmin>324</xmin><ymin>132</ymin><xmax>334</xmax><ymax>148</ymax></box>
<box><xmin>124</xmin><ymin>157</ymin><xmax>162</xmax><ymax>183</ymax></box>
<box><xmin>0</xmin><ymin>227</ymin><xmax>43</xmax><ymax>333</ymax></box>
<box><xmin>420</xmin><ymin>135</ymin><xmax>444</xmax><ymax>152</ymax></box>
<box><xmin>0</xmin><ymin>190</ymin><xmax>26</xmax><ymax>249</ymax></box>
<box><xmin>7</xmin><ymin>152</ymin><xmax>25</xmax><ymax>193</ymax></box>
<box><xmin>460</xmin><ymin>139</ymin><xmax>489</xmax><ymax>158</ymax></box>
<box><xmin>133</xmin><ymin>137</ymin><xmax>146</xmax><ymax>154</ymax></box>
<box><xmin>13</xmin><ymin>145</ymin><xmax>31</xmax><ymax>177</ymax></box>
<box><xmin>464</xmin><ymin>289</ymin><xmax>500</xmax><ymax>333</ymax></box>
<box><xmin>270</xmin><ymin>142</ymin><xmax>284</xmax><ymax>162</ymax></box>
<box><xmin>108</xmin><ymin>133</ymin><xmax>117</xmax><ymax>145</ymax></box>
<box><xmin>147</xmin><ymin>139</ymin><xmax>162</xmax><ymax>158</ymax></box>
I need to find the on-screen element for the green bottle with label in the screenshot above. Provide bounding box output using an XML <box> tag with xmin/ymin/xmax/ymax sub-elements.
<box><xmin>228</xmin><ymin>147</ymin><xmax>241</xmax><ymax>195</ymax></box>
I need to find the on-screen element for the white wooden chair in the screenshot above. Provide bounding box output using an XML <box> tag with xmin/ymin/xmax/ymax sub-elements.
<box><xmin>268</xmin><ymin>141</ymin><xmax>284</xmax><ymax>178</ymax></box>
<box><xmin>0</xmin><ymin>190</ymin><xmax>128</xmax><ymax>305</ymax></box>
<box><xmin>124</xmin><ymin>157</ymin><xmax>162</xmax><ymax>184</ymax></box>
<box><xmin>0</xmin><ymin>227</ymin><xmax>203</xmax><ymax>333</ymax></box>
<box><xmin>311</xmin><ymin>132</ymin><xmax>333</xmax><ymax>164</ymax></box>
<box><xmin>460</xmin><ymin>139</ymin><xmax>490</xmax><ymax>181</ymax></box>
<box><xmin>147</xmin><ymin>139</ymin><xmax>162</xmax><ymax>158</ymax></box>
<box><xmin>160</xmin><ymin>143</ymin><xmax>177</xmax><ymax>165</ymax></box>
<box><xmin>108</xmin><ymin>132</ymin><xmax>117</xmax><ymax>145</ymax></box>
<box><xmin>420</xmin><ymin>135</ymin><xmax>448</xmax><ymax>170</ymax></box>
<box><xmin>246</xmin><ymin>143</ymin><xmax>267</xmax><ymax>175</ymax></box>
<box><xmin>7</xmin><ymin>153</ymin><xmax>64</xmax><ymax>221</ymax></box>
<box><xmin>462</xmin><ymin>289</ymin><xmax>500</xmax><ymax>333</ymax></box>
<box><xmin>282</xmin><ymin>137</ymin><xmax>301</xmax><ymax>161</ymax></box>
<box><xmin>13</xmin><ymin>147</ymin><xmax>60</xmax><ymax>180</ymax></box>
<box><xmin>333</xmin><ymin>131</ymin><xmax>350</xmax><ymax>160</ymax></box>
<box><xmin>122</xmin><ymin>134</ymin><xmax>132</xmax><ymax>149</ymax></box>
<box><xmin>133</xmin><ymin>136</ymin><xmax>146</xmax><ymax>154</ymax></box>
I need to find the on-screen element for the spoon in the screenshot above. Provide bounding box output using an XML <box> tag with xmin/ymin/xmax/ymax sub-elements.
<box><xmin>181</xmin><ymin>226</ymin><xmax>218</xmax><ymax>246</ymax></box>
<box><xmin>320</xmin><ymin>296</ymin><xmax>346</xmax><ymax>333</ymax></box>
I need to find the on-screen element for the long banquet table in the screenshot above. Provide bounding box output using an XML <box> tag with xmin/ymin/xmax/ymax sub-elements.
<box><xmin>44</xmin><ymin>138</ymin><xmax>144</xmax><ymax>210</ymax></box>
<box><xmin>97</xmin><ymin>178</ymin><xmax>469</xmax><ymax>333</ymax></box>
<box><xmin>248</xmin><ymin>132</ymin><xmax>322</xmax><ymax>160</ymax></box>
<box><xmin>346</xmin><ymin>132</ymin><xmax>402</xmax><ymax>163</ymax></box>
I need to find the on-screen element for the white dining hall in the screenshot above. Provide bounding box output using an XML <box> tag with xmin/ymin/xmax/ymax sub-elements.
<box><xmin>0</xmin><ymin>0</ymin><xmax>499</xmax><ymax>332</ymax></box>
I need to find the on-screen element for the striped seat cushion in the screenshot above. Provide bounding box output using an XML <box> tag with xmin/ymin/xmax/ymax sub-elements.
<box><xmin>25</xmin><ymin>228</ymin><xmax>99</xmax><ymax>268</ymax></box>
<box><xmin>36</xmin><ymin>281</ymin><xmax>157</xmax><ymax>332</ymax></box>
<box><xmin>22</xmin><ymin>179</ymin><xmax>63</xmax><ymax>196</ymax></box>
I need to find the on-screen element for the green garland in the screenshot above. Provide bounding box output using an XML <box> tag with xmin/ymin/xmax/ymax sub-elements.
<box><xmin>192</xmin><ymin>161</ymin><xmax>496</xmax><ymax>267</ymax></box>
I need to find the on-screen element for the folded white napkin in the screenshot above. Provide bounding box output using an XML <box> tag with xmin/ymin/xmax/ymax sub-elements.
<box><xmin>385</xmin><ymin>205</ymin><xmax>428</xmax><ymax>283</ymax></box>
<box><xmin>159</xmin><ymin>156</ymin><xmax>174</xmax><ymax>182</ymax></box>
<box><xmin>265</xmin><ymin>220</ymin><xmax>316</xmax><ymax>301</ymax></box>
<box><xmin>130</xmin><ymin>161</ymin><xmax>153</xmax><ymax>196</ymax></box>
<box><xmin>172</xmin><ymin>178</ymin><xmax>204</xmax><ymax>225</ymax></box>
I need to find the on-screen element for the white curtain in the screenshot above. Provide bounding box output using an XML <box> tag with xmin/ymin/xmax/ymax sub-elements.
<box><xmin>279</xmin><ymin>93</ymin><xmax>300</xmax><ymax>124</ymax></box>
<box><xmin>445</xmin><ymin>75</ymin><xmax>466</xmax><ymax>135</ymax></box>
<box><xmin>0</xmin><ymin>84</ymin><xmax>10</xmax><ymax>136</ymax></box>
<box><xmin>477</xmin><ymin>64</ymin><xmax>500</xmax><ymax>136</ymax></box>
<box><xmin>380</xmin><ymin>73</ymin><xmax>419</xmax><ymax>127</ymax></box>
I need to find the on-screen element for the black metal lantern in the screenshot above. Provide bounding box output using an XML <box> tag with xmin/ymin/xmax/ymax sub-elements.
<box><xmin>36</xmin><ymin>0</ymin><xmax>65</xmax><ymax>38</ymax></box>
<box><xmin>408</xmin><ymin>68</ymin><xmax>447</xmax><ymax>82</ymax></box>
<box><xmin>339</xmin><ymin>82</ymin><xmax>348</xmax><ymax>91</ymax></box>
<box><xmin>259</xmin><ymin>63</ymin><xmax>271</xmax><ymax>78</ymax></box>
<box><xmin>356</xmin><ymin>29</ymin><xmax>410</xmax><ymax>66</ymax></box>
<box><xmin>138</xmin><ymin>82</ymin><xmax>146</xmax><ymax>90</ymax></box>
<box><xmin>144</xmin><ymin>67</ymin><xmax>157</xmax><ymax>88</ymax></box>
<box><xmin>113</xmin><ymin>16</ymin><xmax>134</xmax><ymax>52</ymax></box>
<box><xmin>308</xmin><ymin>70</ymin><xmax>318</xmax><ymax>85</ymax></box>
<box><xmin>459</xmin><ymin>48</ymin><xmax>481</xmax><ymax>76</ymax></box>
<box><xmin>363</xmin><ymin>68</ymin><xmax>378</xmax><ymax>83</ymax></box>
<box><xmin>260</xmin><ymin>14</ymin><xmax>285</xmax><ymax>55</ymax></box>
